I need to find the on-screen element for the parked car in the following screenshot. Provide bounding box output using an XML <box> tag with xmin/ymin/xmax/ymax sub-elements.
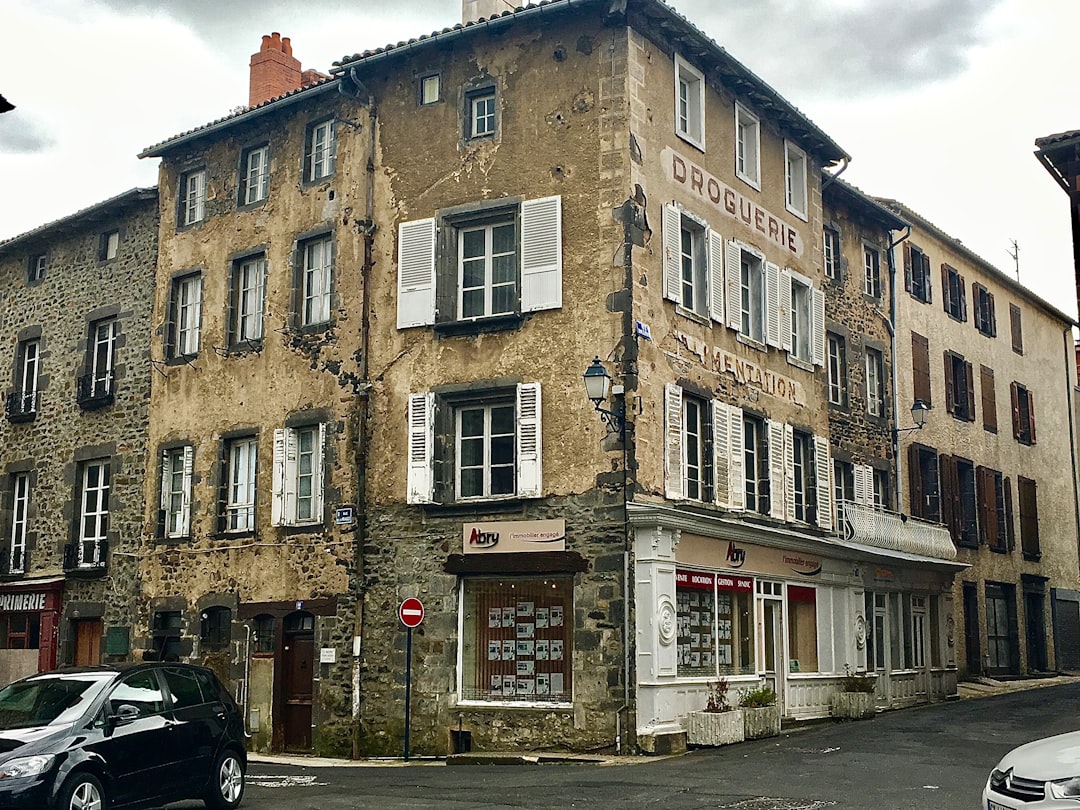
<box><xmin>983</xmin><ymin>730</ymin><xmax>1080</xmax><ymax>809</ymax></box>
<box><xmin>0</xmin><ymin>662</ymin><xmax>246</xmax><ymax>809</ymax></box>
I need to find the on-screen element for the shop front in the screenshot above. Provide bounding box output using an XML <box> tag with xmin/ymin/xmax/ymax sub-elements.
<box><xmin>0</xmin><ymin>578</ymin><xmax>62</xmax><ymax>684</ymax></box>
<box><xmin>630</xmin><ymin>503</ymin><xmax>961</xmax><ymax>749</ymax></box>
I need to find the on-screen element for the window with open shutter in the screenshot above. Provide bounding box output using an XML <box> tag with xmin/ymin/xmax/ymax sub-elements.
<box><xmin>516</xmin><ymin>383</ymin><xmax>542</xmax><ymax>497</ymax></box>
<box><xmin>397</xmin><ymin>218</ymin><xmax>437</xmax><ymax>328</ymax></box>
<box><xmin>713</xmin><ymin>401</ymin><xmax>730</xmax><ymax>508</ymax></box>
<box><xmin>814</xmin><ymin>436</ymin><xmax>832</xmax><ymax>530</ymax></box>
<box><xmin>160</xmin><ymin>446</ymin><xmax>193</xmax><ymax>539</ymax></box>
<box><xmin>765</xmin><ymin>262</ymin><xmax>781</xmax><ymax>348</ymax></box>
<box><xmin>708</xmin><ymin>230</ymin><xmax>725</xmax><ymax>322</ymax></box>
<box><xmin>725</xmin><ymin>240</ymin><xmax>742</xmax><ymax>331</ymax></box>
<box><xmin>521</xmin><ymin>196</ymin><xmax>562</xmax><ymax>312</ymax></box>
<box><xmin>768</xmin><ymin>419</ymin><xmax>786</xmax><ymax>520</ymax></box>
<box><xmin>665</xmin><ymin>384</ymin><xmax>684</xmax><ymax>500</ymax></box>
<box><xmin>981</xmin><ymin>365</ymin><xmax>996</xmax><ymax>433</ymax></box>
<box><xmin>407</xmin><ymin>392</ymin><xmax>435</xmax><ymax>504</ymax></box>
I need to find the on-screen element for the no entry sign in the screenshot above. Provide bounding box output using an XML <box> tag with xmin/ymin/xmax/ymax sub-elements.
<box><xmin>399</xmin><ymin>597</ymin><xmax>425</xmax><ymax>628</ymax></box>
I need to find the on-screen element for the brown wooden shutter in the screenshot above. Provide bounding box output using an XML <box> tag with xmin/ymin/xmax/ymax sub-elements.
<box><xmin>944</xmin><ymin>352</ymin><xmax>955</xmax><ymax>414</ymax></box>
<box><xmin>941</xmin><ymin>264</ymin><xmax>950</xmax><ymax>314</ymax></box>
<box><xmin>903</xmin><ymin>243</ymin><xmax>912</xmax><ymax>291</ymax></box>
<box><xmin>981</xmin><ymin>365</ymin><xmax>997</xmax><ymax>433</ymax></box>
<box><xmin>908</xmin><ymin>444</ymin><xmax>923</xmax><ymax>518</ymax></box>
<box><xmin>1003</xmin><ymin>476</ymin><xmax>1015</xmax><ymax>551</ymax></box>
<box><xmin>939</xmin><ymin>455</ymin><xmax>957</xmax><ymax>541</ymax></box>
<box><xmin>1027</xmin><ymin>389</ymin><xmax>1036</xmax><ymax>443</ymax></box>
<box><xmin>912</xmin><ymin>333</ymin><xmax>931</xmax><ymax>406</ymax></box>
<box><xmin>964</xmin><ymin>361</ymin><xmax>976</xmax><ymax>422</ymax></box>
<box><xmin>1019</xmin><ymin>477</ymin><xmax>1039</xmax><ymax>557</ymax></box>
<box><xmin>922</xmin><ymin>253</ymin><xmax>932</xmax><ymax>303</ymax></box>
<box><xmin>988</xmin><ymin>291</ymin><xmax>996</xmax><ymax>335</ymax></box>
<box><xmin>977</xmin><ymin>466</ymin><xmax>998</xmax><ymax>549</ymax></box>
<box><xmin>1010</xmin><ymin>304</ymin><xmax>1023</xmax><ymax>353</ymax></box>
<box><xmin>1010</xmin><ymin>381</ymin><xmax>1020</xmax><ymax>439</ymax></box>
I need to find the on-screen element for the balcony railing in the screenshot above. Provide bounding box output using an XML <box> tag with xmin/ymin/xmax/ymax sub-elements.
<box><xmin>0</xmin><ymin>545</ymin><xmax>27</xmax><ymax>578</ymax></box>
<box><xmin>76</xmin><ymin>373</ymin><xmax>114</xmax><ymax>410</ymax></box>
<box><xmin>4</xmin><ymin>390</ymin><xmax>37</xmax><ymax>423</ymax></box>
<box><xmin>62</xmin><ymin>538</ymin><xmax>109</xmax><ymax>577</ymax></box>
<box><xmin>835</xmin><ymin>500</ymin><xmax>957</xmax><ymax>561</ymax></box>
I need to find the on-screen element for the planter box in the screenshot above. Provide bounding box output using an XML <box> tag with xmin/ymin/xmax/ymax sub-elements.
<box><xmin>687</xmin><ymin>709</ymin><xmax>745</xmax><ymax>746</ymax></box>
<box><xmin>742</xmin><ymin>704</ymin><xmax>781</xmax><ymax>739</ymax></box>
<box><xmin>831</xmin><ymin>691</ymin><xmax>875</xmax><ymax>720</ymax></box>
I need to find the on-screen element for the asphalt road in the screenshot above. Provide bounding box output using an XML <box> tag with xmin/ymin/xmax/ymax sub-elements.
<box><xmin>208</xmin><ymin>682</ymin><xmax>1080</xmax><ymax>809</ymax></box>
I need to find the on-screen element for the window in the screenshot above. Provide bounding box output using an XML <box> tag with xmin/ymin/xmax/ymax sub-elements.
<box><xmin>230</xmin><ymin>255</ymin><xmax>266</xmax><ymax>345</ymax></box>
<box><xmin>98</xmin><ymin>230</ymin><xmax>119</xmax><ymax>262</ymax></box>
<box><xmin>167</xmin><ymin>273</ymin><xmax>203</xmax><ymax>358</ymax></box>
<box><xmin>791</xmin><ymin>431</ymin><xmax>815</xmax><ymax>523</ymax></box>
<box><xmin>1018</xmin><ymin>476</ymin><xmax>1040</xmax><ymax>560</ymax></box>
<box><xmin>76</xmin><ymin>459</ymin><xmax>109</xmax><ymax>567</ymax></box>
<box><xmin>27</xmin><ymin>253</ymin><xmax>46</xmax><ymax>283</ymax></box>
<box><xmin>109</xmin><ymin>671</ymin><xmax>165</xmax><ymax>717</ymax></box>
<box><xmin>977</xmin><ymin>466</ymin><xmax>1010</xmax><ymax>553</ymax></box>
<box><xmin>787</xmin><ymin>586</ymin><xmax>818</xmax><ymax>673</ymax></box>
<box><xmin>827</xmin><ymin>333</ymin><xmax>846</xmax><ymax>406</ymax></box>
<box><xmin>784</xmin><ymin>141</ymin><xmax>808</xmax><ymax>219</ymax></box>
<box><xmin>222</xmin><ymin>437</ymin><xmax>257</xmax><ymax>532</ymax></box>
<box><xmin>252</xmin><ymin>614</ymin><xmax>275</xmax><ymax>653</ymax></box>
<box><xmin>833</xmin><ymin>459</ymin><xmax>853</xmax><ymax>525</ymax></box>
<box><xmin>981</xmin><ymin>365</ymin><xmax>997</xmax><ymax>433</ymax></box>
<box><xmin>300</xmin><ymin>235</ymin><xmax>333</xmax><ymax>327</ymax></box>
<box><xmin>942</xmin><ymin>264</ymin><xmax>966</xmax><ymax>321</ymax></box>
<box><xmin>737</xmin><ymin>246</ymin><xmax>765</xmax><ymax>343</ymax></box>
<box><xmin>151</xmin><ymin>610</ymin><xmax>182</xmax><ymax>661</ymax></box>
<box><xmin>662</xmin><ymin>204</ymin><xmax>722</xmax><ymax>321</ymax></box>
<box><xmin>676</xmin><ymin>571</ymin><xmax>754</xmax><ymax>677</ymax></box>
<box><xmin>1010</xmin><ymin>304</ymin><xmax>1023</xmax><ymax>354</ymax></box>
<box><xmin>734</xmin><ymin>103</ymin><xmax>760</xmax><ymax>188</ymax></box>
<box><xmin>240</xmin><ymin>145</ymin><xmax>269</xmax><ymax>206</ymax></box>
<box><xmin>467</xmin><ymin>88</ymin><xmax>496</xmax><ymax>139</ymax></box>
<box><xmin>200</xmin><ymin>606</ymin><xmax>231</xmax><ymax>652</ymax></box>
<box><xmin>272</xmin><ymin>424</ymin><xmax>325</xmax><ymax>526</ymax></box>
<box><xmin>397</xmin><ymin>196</ymin><xmax>562</xmax><ymax>330</ymax></box>
<box><xmin>663</xmin><ymin>388</ymin><xmax>745</xmax><ymax>510</ymax></box>
<box><xmin>907</xmin><ymin>444</ymin><xmax>940</xmax><ymax>522</ymax></box>
<box><xmin>8</xmin><ymin>338</ymin><xmax>40</xmax><ymax>420</ymax></box>
<box><xmin>905</xmin><ymin>244</ymin><xmax>932</xmax><ymax>303</ymax></box>
<box><xmin>674</xmin><ymin>55</ymin><xmax>704</xmax><ymax>149</ymax></box>
<box><xmin>941</xmin><ymin>456</ymin><xmax>978</xmax><ymax>548</ymax></box>
<box><xmin>1011</xmin><ymin>382</ymin><xmax>1036</xmax><ymax>445</ymax></box>
<box><xmin>161</xmin><ymin>667</ymin><xmax>204</xmax><ymax>710</ymax></box>
<box><xmin>823</xmin><ymin>227</ymin><xmax>840</xmax><ymax>281</ymax></box>
<box><xmin>866</xmin><ymin>347</ymin><xmax>885</xmax><ymax>417</ymax></box>
<box><xmin>419</xmin><ymin>73</ymin><xmax>440</xmax><ymax>105</ymax></box>
<box><xmin>8</xmin><ymin>472</ymin><xmax>29</xmax><ymax>574</ymax></box>
<box><xmin>78</xmin><ymin>318</ymin><xmax>117</xmax><ymax>408</ymax></box>
<box><xmin>911</xmin><ymin>332</ymin><xmax>931</xmax><ymax>407</ymax></box>
<box><xmin>460</xmin><ymin>576</ymin><xmax>572</xmax><ymax>703</ymax></box>
<box><xmin>944</xmin><ymin>351</ymin><xmax>975</xmax><ymax>422</ymax></box>
<box><xmin>407</xmin><ymin>383</ymin><xmax>542</xmax><ymax>504</ymax></box>
<box><xmin>305</xmin><ymin>119</ymin><xmax>336</xmax><ymax>182</ymax></box>
<box><xmin>743</xmin><ymin>415</ymin><xmax>768</xmax><ymax>515</ymax></box>
<box><xmin>160</xmin><ymin>446</ymin><xmax>193</xmax><ymax>540</ymax></box>
<box><xmin>789</xmin><ymin>274</ymin><xmax>813</xmax><ymax>363</ymax></box>
<box><xmin>0</xmin><ymin>614</ymin><xmax>39</xmax><ymax>650</ymax></box>
<box><xmin>682</xmin><ymin>395</ymin><xmax>710</xmax><ymax>502</ymax></box>
<box><xmin>179</xmin><ymin>169</ymin><xmax>206</xmax><ymax>227</ymax></box>
<box><xmin>872</xmin><ymin>469</ymin><xmax>890</xmax><ymax>509</ymax></box>
<box><xmin>973</xmin><ymin>282</ymin><xmax>996</xmax><ymax>336</ymax></box>
<box><xmin>863</xmin><ymin>245</ymin><xmax>880</xmax><ymax>298</ymax></box>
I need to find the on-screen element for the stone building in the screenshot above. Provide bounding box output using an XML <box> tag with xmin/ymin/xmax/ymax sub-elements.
<box><xmin>137</xmin><ymin>37</ymin><xmax>362</xmax><ymax>756</ymax></box>
<box><xmin>883</xmin><ymin>198</ymin><xmax>1080</xmax><ymax>677</ymax></box>
<box><xmin>0</xmin><ymin>188</ymin><xmax>158</xmax><ymax>683</ymax></box>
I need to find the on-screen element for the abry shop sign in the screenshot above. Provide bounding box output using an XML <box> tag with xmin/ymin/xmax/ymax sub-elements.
<box><xmin>664</xmin><ymin>147</ymin><xmax>803</xmax><ymax>257</ymax></box>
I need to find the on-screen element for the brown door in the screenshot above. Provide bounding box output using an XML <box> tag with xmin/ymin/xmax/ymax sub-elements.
<box><xmin>282</xmin><ymin>613</ymin><xmax>315</xmax><ymax>752</ymax></box>
<box><xmin>73</xmin><ymin>619</ymin><xmax>101</xmax><ymax>666</ymax></box>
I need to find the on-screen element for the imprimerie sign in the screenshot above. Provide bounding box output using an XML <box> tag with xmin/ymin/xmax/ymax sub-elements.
<box><xmin>463</xmin><ymin>519</ymin><xmax>566</xmax><ymax>554</ymax></box>
<box><xmin>677</xmin><ymin>331</ymin><xmax>805</xmax><ymax>406</ymax></box>
<box><xmin>0</xmin><ymin>592</ymin><xmax>46</xmax><ymax>612</ymax></box>
<box><xmin>663</xmin><ymin>146</ymin><xmax>804</xmax><ymax>258</ymax></box>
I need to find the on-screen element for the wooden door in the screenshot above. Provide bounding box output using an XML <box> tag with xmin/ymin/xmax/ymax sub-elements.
<box><xmin>282</xmin><ymin>629</ymin><xmax>314</xmax><ymax>751</ymax></box>
<box><xmin>74</xmin><ymin>619</ymin><xmax>101</xmax><ymax>666</ymax></box>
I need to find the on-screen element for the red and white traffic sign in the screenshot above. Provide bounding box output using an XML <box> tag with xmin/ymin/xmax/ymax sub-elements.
<box><xmin>399</xmin><ymin>597</ymin><xmax>425</xmax><ymax>628</ymax></box>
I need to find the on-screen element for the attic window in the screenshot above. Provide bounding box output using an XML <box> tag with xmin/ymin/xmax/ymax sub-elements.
<box><xmin>420</xmin><ymin>74</ymin><xmax>441</xmax><ymax>105</ymax></box>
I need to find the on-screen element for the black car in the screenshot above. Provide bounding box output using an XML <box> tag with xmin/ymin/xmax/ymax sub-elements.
<box><xmin>0</xmin><ymin>662</ymin><xmax>246</xmax><ymax>809</ymax></box>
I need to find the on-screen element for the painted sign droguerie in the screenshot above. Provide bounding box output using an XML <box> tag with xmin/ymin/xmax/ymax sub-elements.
<box><xmin>463</xmin><ymin>519</ymin><xmax>566</xmax><ymax>554</ymax></box>
<box><xmin>664</xmin><ymin>147</ymin><xmax>804</xmax><ymax>257</ymax></box>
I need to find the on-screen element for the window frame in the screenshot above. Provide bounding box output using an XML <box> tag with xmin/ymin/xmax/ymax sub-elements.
<box><xmin>942</xmin><ymin>264</ymin><xmax>967</xmax><ymax>322</ymax></box>
<box><xmin>823</xmin><ymin>227</ymin><xmax>841</xmax><ymax>281</ymax></box>
<box><xmin>791</xmin><ymin>430</ymin><xmax>815</xmax><ymax>524</ymax></box>
<box><xmin>305</xmin><ymin>119</ymin><xmax>337</xmax><ymax>183</ymax></box>
<box><xmin>8</xmin><ymin>472</ymin><xmax>30</xmax><ymax>574</ymax></box>
<box><xmin>239</xmin><ymin>144</ymin><xmax>270</xmax><ymax>207</ymax></box>
<box><xmin>222</xmin><ymin>436</ymin><xmax>258</xmax><ymax>534</ymax></box>
<box><xmin>200</xmin><ymin>606</ymin><xmax>232</xmax><ymax>653</ymax></box>
<box><xmin>466</xmin><ymin>86</ymin><xmax>497</xmax><ymax>140</ymax></box>
<box><xmin>27</xmin><ymin>253</ymin><xmax>46</xmax><ymax>284</ymax></box>
<box><xmin>865</xmin><ymin>347</ymin><xmax>885</xmax><ymax>418</ymax></box>
<box><xmin>827</xmin><ymin>333</ymin><xmax>846</xmax><ymax>406</ymax></box>
<box><xmin>160</xmin><ymin>446</ymin><xmax>193</xmax><ymax>540</ymax></box>
<box><xmin>179</xmin><ymin>169</ymin><xmax>206</xmax><ymax>228</ymax></box>
<box><xmin>863</xmin><ymin>245</ymin><xmax>881</xmax><ymax>299</ymax></box>
<box><xmin>944</xmin><ymin>350</ymin><xmax>975</xmax><ymax>423</ymax></box>
<box><xmin>230</xmin><ymin>255</ymin><xmax>267</xmax><ymax>347</ymax></box>
<box><xmin>739</xmin><ymin>247</ymin><xmax>766</xmax><ymax>344</ymax></box>
<box><xmin>272</xmin><ymin>424</ymin><xmax>326</xmax><ymax>526</ymax></box>
<box><xmin>784</xmin><ymin>141</ymin><xmax>808</xmax><ymax>220</ymax></box>
<box><xmin>77</xmin><ymin>459</ymin><xmax>110</xmax><ymax>567</ymax></box>
<box><xmin>734</xmin><ymin>103</ymin><xmax>761</xmax><ymax>189</ymax></box>
<box><xmin>788</xmin><ymin>272</ymin><xmax>814</xmax><ymax>363</ymax></box>
<box><xmin>98</xmin><ymin>230</ymin><xmax>119</xmax><ymax>262</ymax></box>
<box><xmin>419</xmin><ymin>73</ymin><xmax>441</xmax><ymax>106</ymax></box>
<box><xmin>674</xmin><ymin>54</ymin><xmax>705</xmax><ymax>150</ymax></box>
<box><xmin>167</xmin><ymin>272</ymin><xmax>203</xmax><ymax>359</ymax></box>
<box><xmin>299</xmin><ymin>235</ymin><xmax>334</xmax><ymax>328</ymax></box>
<box><xmin>973</xmin><ymin>282</ymin><xmax>996</xmax><ymax>336</ymax></box>
<box><xmin>906</xmin><ymin>244</ymin><xmax>932</xmax><ymax>303</ymax></box>
<box><xmin>1011</xmin><ymin>382</ymin><xmax>1036</xmax><ymax>445</ymax></box>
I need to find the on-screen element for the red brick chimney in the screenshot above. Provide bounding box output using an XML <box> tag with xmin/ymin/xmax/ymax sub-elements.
<box><xmin>249</xmin><ymin>33</ymin><xmax>302</xmax><ymax>108</ymax></box>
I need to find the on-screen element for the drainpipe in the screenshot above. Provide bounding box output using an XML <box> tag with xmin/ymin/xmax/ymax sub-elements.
<box><xmin>886</xmin><ymin>224</ymin><xmax>912</xmax><ymax>512</ymax></box>
<box><xmin>821</xmin><ymin>157</ymin><xmax>850</xmax><ymax>192</ymax></box>
<box><xmin>1064</xmin><ymin>326</ymin><xmax>1080</xmax><ymax>582</ymax></box>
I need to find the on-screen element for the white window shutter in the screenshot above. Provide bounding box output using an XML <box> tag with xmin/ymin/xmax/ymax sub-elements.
<box><xmin>193</xmin><ymin>277</ymin><xmax>204</xmax><ymax>351</ymax></box>
<box><xmin>665</xmin><ymin>384</ymin><xmax>684</xmax><ymax>500</ymax></box>
<box><xmin>812</xmin><ymin>287</ymin><xmax>826</xmax><ymax>367</ymax></box>
<box><xmin>283</xmin><ymin>428</ymin><xmax>299</xmax><ymax>526</ymax></box>
<box><xmin>765</xmin><ymin>261</ymin><xmax>781</xmax><ymax>348</ymax></box>
<box><xmin>397</xmin><ymin>217</ymin><xmax>436</xmax><ymax>328</ymax></box>
<box><xmin>271</xmin><ymin>428</ymin><xmax>287</xmax><ymax>526</ymax></box>
<box><xmin>854</xmin><ymin>464</ymin><xmax>872</xmax><ymax>507</ymax></box>
<box><xmin>713</xmin><ymin>401</ymin><xmax>730</xmax><ymax>508</ymax></box>
<box><xmin>725</xmin><ymin>240</ymin><xmax>742</xmax><ymax>330</ymax></box>
<box><xmin>180</xmin><ymin>445</ymin><xmax>193</xmax><ymax>537</ymax></box>
<box><xmin>783</xmin><ymin>424</ymin><xmax>795</xmax><ymax>522</ymax></box>
<box><xmin>310</xmin><ymin>424</ymin><xmax>326</xmax><ymax>519</ymax></box>
<box><xmin>662</xmin><ymin>203</ymin><xmax>681</xmax><ymax>303</ymax></box>
<box><xmin>407</xmin><ymin>392</ymin><xmax>435</xmax><ymax>504</ymax></box>
<box><xmin>521</xmin><ymin>196</ymin><xmax>563</xmax><ymax>312</ymax></box>
<box><xmin>729</xmin><ymin>406</ymin><xmax>745</xmax><ymax>511</ymax></box>
<box><xmin>767</xmin><ymin>419</ymin><xmax>785</xmax><ymax>520</ymax></box>
<box><xmin>814</xmin><ymin>436</ymin><xmax>832</xmax><ymax>531</ymax></box>
<box><xmin>779</xmin><ymin>267</ymin><xmax>792</xmax><ymax>353</ymax></box>
<box><xmin>708</xmin><ymin>229</ymin><xmax>725</xmax><ymax>322</ymax></box>
<box><xmin>516</xmin><ymin>382</ymin><xmax>542</xmax><ymax>498</ymax></box>
<box><xmin>159</xmin><ymin>449</ymin><xmax>171</xmax><ymax>512</ymax></box>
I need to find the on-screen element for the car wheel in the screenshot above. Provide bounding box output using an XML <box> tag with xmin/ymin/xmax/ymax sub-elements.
<box><xmin>57</xmin><ymin>772</ymin><xmax>107</xmax><ymax>810</ymax></box>
<box><xmin>204</xmin><ymin>749</ymin><xmax>245</xmax><ymax>809</ymax></box>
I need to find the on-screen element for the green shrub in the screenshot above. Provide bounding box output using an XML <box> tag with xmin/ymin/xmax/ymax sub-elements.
<box><xmin>738</xmin><ymin>685</ymin><xmax>777</xmax><ymax>708</ymax></box>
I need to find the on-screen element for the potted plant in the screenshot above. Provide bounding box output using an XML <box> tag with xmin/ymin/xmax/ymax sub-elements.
<box><xmin>687</xmin><ymin>678</ymin><xmax>745</xmax><ymax>746</ymax></box>
<box><xmin>832</xmin><ymin>666</ymin><xmax>877</xmax><ymax>720</ymax></box>
<box><xmin>738</xmin><ymin>684</ymin><xmax>780</xmax><ymax>739</ymax></box>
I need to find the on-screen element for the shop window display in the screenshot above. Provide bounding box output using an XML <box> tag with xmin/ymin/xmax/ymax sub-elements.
<box><xmin>787</xmin><ymin>585</ymin><xmax>818</xmax><ymax>672</ymax></box>
<box><xmin>676</xmin><ymin>570</ymin><xmax>754</xmax><ymax>677</ymax></box>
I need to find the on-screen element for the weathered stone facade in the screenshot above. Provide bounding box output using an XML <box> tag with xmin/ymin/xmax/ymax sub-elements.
<box><xmin>0</xmin><ymin>189</ymin><xmax>158</xmax><ymax>680</ymax></box>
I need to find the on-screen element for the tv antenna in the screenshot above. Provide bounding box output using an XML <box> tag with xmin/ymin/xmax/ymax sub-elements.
<box><xmin>1007</xmin><ymin>240</ymin><xmax>1019</xmax><ymax>282</ymax></box>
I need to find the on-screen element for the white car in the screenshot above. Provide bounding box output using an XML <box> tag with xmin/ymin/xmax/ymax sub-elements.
<box><xmin>983</xmin><ymin>730</ymin><xmax>1080</xmax><ymax>809</ymax></box>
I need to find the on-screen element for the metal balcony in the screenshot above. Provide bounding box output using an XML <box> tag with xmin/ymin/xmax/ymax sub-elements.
<box><xmin>62</xmin><ymin>539</ymin><xmax>109</xmax><ymax>577</ymax></box>
<box><xmin>76</xmin><ymin>373</ymin><xmax>114</xmax><ymax>410</ymax></box>
<box><xmin>4</xmin><ymin>390</ymin><xmax>37</xmax><ymax>423</ymax></box>
<box><xmin>835</xmin><ymin>500</ymin><xmax>957</xmax><ymax>561</ymax></box>
<box><xmin>0</xmin><ymin>545</ymin><xmax>27</xmax><ymax>578</ymax></box>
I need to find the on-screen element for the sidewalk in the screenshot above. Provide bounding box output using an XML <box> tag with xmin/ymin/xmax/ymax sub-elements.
<box><xmin>956</xmin><ymin>671</ymin><xmax>1075</xmax><ymax>700</ymax></box>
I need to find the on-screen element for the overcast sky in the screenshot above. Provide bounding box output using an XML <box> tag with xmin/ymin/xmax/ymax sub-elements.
<box><xmin>2</xmin><ymin>0</ymin><xmax>1077</xmax><ymax>317</ymax></box>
